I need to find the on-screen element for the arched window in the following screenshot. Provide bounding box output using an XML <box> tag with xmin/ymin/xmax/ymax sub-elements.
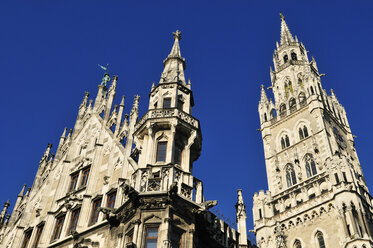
<box><xmin>316</xmin><ymin>232</ymin><xmax>326</xmax><ymax>248</ymax></box>
<box><xmin>298</xmin><ymin>92</ymin><xmax>306</xmax><ymax>106</ymax></box>
<box><xmin>284</xmin><ymin>83</ymin><xmax>289</xmax><ymax>98</ymax></box>
<box><xmin>299</xmin><ymin>125</ymin><xmax>309</xmax><ymax>140</ymax></box>
<box><xmin>280</xmin><ymin>104</ymin><xmax>287</xmax><ymax>116</ymax></box>
<box><xmin>294</xmin><ymin>240</ymin><xmax>302</xmax><ymax>248</ymax></box>
<box><xmin>270</xmin><ymin>109</ymin><xmax>277</xmax><ymax>118</ymax></box>
<box><xmin>281</xmin><ymin>138</ymin><xmax>285</xmax><ymax>149</ymax></box>
<box><xmin>299</xmin><ymin>128</ymin><xmax>304</xmax><ymax>140</ymax></box>
<box><xmin>288</xmin><ymin>81</ymin><xmax>293</xmax><ymax>93</ymax></box>
<box><xmin>310</xmin><ymin>86</ymin><xmax>315</xmax><ymax>95</ymax></box>
<box><xmin>305</xmin><ymin>154</ymin><xmax>317</xmax><ymax>178</ymax></box>
<box><xmin>289</xmin><ymin>98</ymin><xmax>296</xmax><ymax>112</ymax></box>
<box><xmin>291</xmin><ymin>52</ymin><xmax>298</xmax><ymax>61</ymax></box>
<box><xmin>264</xmin><ymin>113</ymin><xmax>268</xmax><ymax>122</ymax></box>
<box><xmin>303</xmin><ymin>126</ymin><xmax>309</xmax><ymax>137</ymax></box>
<box><xmin>286</xmin><ymin>164</ymin><xmax>297</xmax><ymax>187</ymax></box>
<box><xmin>285</xmin><ymin>135</ymin><xmax>290</xmax><ymax>147</ymax></box>
<box><xmin>284</xmin><ymin>54</ymin><xmax>289</xmax><ymax>63</ymax></box>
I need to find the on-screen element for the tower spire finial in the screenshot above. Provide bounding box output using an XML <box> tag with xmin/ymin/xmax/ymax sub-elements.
<box><xmin>279</xmin><ymin>13</ymin><xmax>294</xmax><ymax>45</ymax></box>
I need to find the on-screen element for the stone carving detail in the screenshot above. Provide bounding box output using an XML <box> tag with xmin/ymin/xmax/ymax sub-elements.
<box><xmin>181</xmin><ymin>184</ymin><xmax>192</xmax><ymax>199</ymax></box>
<box><xmin>274</xmin><ymin>222</ymin><xmax>287</xmax><ymax>248</ymax></box>
<box><xmin>140</xmin><ymin>171</ymin><xmax>149</xmax><ymax>192</ymax></box>
<box><xmin>147</xmin><ymin>178</ymin><xmax>161</xmax><ymax>192</ymax></box>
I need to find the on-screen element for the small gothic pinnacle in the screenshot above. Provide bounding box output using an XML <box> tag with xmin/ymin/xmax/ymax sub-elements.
<box><xmin>280</xmin><ymin>12</ymin><xmax>285</xmax><ymax>20</ymax></box>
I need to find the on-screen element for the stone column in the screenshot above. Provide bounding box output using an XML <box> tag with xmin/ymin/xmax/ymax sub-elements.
<box><xmin>132</xmin><ymin>219</ymin><xmax>141</xmax><ymax>245</ymax></box>
<box><xmin>346</xmin><ymin>207</ymin><xmax>359</xmax><ymax>238</ymax></box>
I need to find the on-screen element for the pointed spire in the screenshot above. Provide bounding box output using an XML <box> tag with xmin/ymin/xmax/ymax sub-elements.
<box><xmin>260</xmin><ymin>84</ymin><xmax>269</xmax><ymax>104</ymax></box>
<box><xmin>311</xmin><ymin>56</ymin><xmax>319</xmax><ymax>71</ymax></box>
<box><xmin>280</xmin><ymin>13</ymin><xmax>294</xmax><ymax>45</ymax></box>
<box><xmin>120</xmin><ymin>95</ymin><xmax>125</xmax><ymax>107</ymax></box>
<box><xmin>236</xmin><ymin>189</ymin><xmax>248</xmax><ymax>247</ymax></box>
<box><xmin>61</xmin><ymin>127</ymin><xmax>67</xmax><ymax>138</ymax></box>
<box><xmin>80</xmin><ymin>92</ymin><xmax>89</xmax><ymax>109</ymax></box>
<box><xmin>18</xmin><ymin>184</ymin><xmax>26</xmax><ymax>197</ymax></box>
<box><xmin>160</xmin><ymin>30</ymin><xmax>186</xmax><ymax>85</ymax></box>
<box><xmin>130</xmin><ymin>95</ymin><xmax>140</xmax><ymax>117</ymax></box>
<box><xmin>168</xmin><ymin>30</ymin><xmax>182</xmax><ymax>58</ymax></box>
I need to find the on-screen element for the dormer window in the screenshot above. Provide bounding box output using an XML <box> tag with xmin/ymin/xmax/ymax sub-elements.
<box><xmin>163</xmin><ymin>98</ymin><xmax>171</xmax><ymax>108</ymax></box>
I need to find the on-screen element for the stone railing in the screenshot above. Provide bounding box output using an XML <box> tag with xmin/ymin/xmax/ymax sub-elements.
<box><xmin>131</xmin><ymin>166</ymin><xmax>203</xmax><ymax>203</ymax></box>
<box><xmin>135</xmin><ymin>108</ymin><xmax>199</xmax><ymax>130</ymax></box>
<box><xmin>277</xmin><ymin>59</ymin><xmax>305</xmax><ymax>72</ymax></box>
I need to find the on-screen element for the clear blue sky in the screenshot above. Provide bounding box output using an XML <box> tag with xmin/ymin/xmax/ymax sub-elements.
<box><xmin>0</xmin><ymin>0</ymin><xmax>372</xmax><ymax>241</ymax></box>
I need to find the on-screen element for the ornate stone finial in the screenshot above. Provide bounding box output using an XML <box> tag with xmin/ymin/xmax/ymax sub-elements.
<box><xmin>280</xmin><ymin>12</ymin><xmax>285</xmax><ymax>21</ymax></box>
<box><xmin>173</xmin><ymin>30</ymin><xmax>181</xmax><ymax>40</ymax></box>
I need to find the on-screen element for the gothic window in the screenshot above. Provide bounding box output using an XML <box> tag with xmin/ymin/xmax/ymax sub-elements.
<box><xmin>264</xmin><ymin>113</ymin><xmax>267</xmax><ymax>122</ymax></box>
<box><xmin>69</xmin><ymin>172</ymin><xmax>79</xmax><ymax>192</ymax></box>
<box><xmin>286</xmin><ymin>164</ymin><xmax>297</xmax><ymax>187</ymax></box>
<box><xmin>89</xmin><ymin>198</ymin><xmax>102</xmax><ymax>225</ymax></box>
<box><xmin>163</xmin><ymin>98</ymin><xmax>171</xmax><ymax>108</ymax></box>
<box><xmin>310</xmin><ymin>86</ymin><xmax>315</xmax><ymax>95</ymax></box>
<box><xmin>270</xmin><ymin>109</ymin><xmax>277</xmax><ymax>118</ymax></box>
<box><xmin>280</xmin><ymin>104</ymin><xmax>286</xmax><ymax>116</ymax></box>
<box><xmin>156</xmin><ymin>141</ymin><xmax>167</xmax><ymax>162</ymax></box>
<box><xmin>285</xmin><ymin>135</ymin><xmax>290</xmax><ymax>147</ymax></box>
<box><xmin>294</xmin><ymin>239</ymin><xmax>302</xmax><ymax>248</ymax></box>
<box><xmin>299</xmin><ymin>126</ymin><xmax>309</xmax><ymax>140</ymax></box>
<box><xmin>298</xmin><ymin>92</ymin><xmax>306</xmax><ymax>106</ymax></box>
<box><xmin>32</xmin><ymin>224</ymin><xmax>44</xmax><ymax>248</ymax></box>
<box><xmin>303</xmin><ymin>126</ymin><xmax>309</xmax><ymax>137</ymax></box>
<box><xmin>145</xmin><ymin>227</ymin><xmax>159</xmax><ymax>248</ymax></box>
<box><xmin>316</xmin><ymin>231</ymin><xmax>326</xmax><ymax>248</ymax></box>
<box><xmin>80</xmin><ymin>167</ymin><xmax>90</xmax><ymax>188</ymax></box>
<box><xmin>107</xmin><ymin>191</ymin><xmax>116</xmax><ymax>208</ymax></box>
<box><xmin>291</xmin><ymin>52</ymin><xmax>298</xmax><ymax>60</ymax></box>
<box><xmin>299</xmin><ymin>128</ymin><xmax>304</xmax><ymax>140</ymax></box>
<box><xmin>281</xmin><ymin>135</ymin><xmax>290</xmax><ymax>150</ymax></box>
<box><xmin>297</xmin><ymin>74</ymin><xmax>303</xmax><ymax>87</ymax></box>
<box><xmin>68</xmin><ymin>208</ymin><xmax>80</xmax><ymax>234</ymax></box>
<box><xmin>288</xmin><ymin>81</ymin><xmax>294</xmax><ymax>93</ymax></box>
<box><xmin>52</xmin><ymin>215</ymin><xmax>65</xmax><ymax>240</ymax></box>
<box><xmin>305</xmin><ymin>154</ymin><xmax>317</xmax><ymax>178</ymax></box>
<box><xmin>21</xmin><ymin>229</ymin><xmax>33</xmax><ymax>248</ymax></box>
<box><xmin>289</xmin><ymin>98</ymin><xmax>296</xmax><ymax>111</ymax></box>
<box><xmin>283</xmin><ymin>54</ymin><xmax>289</xmax><ymax>63</ymax></box>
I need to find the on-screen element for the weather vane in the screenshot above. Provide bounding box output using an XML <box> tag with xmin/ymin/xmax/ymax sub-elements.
<box><xmin>98</xmin><ymin>64</ymin><xmax>110</xmax><ymax>87</ymax></box>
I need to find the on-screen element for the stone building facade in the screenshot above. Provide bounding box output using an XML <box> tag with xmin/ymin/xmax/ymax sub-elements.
<box><xmin>253</xmin><ymin>15</ymin><xmax>373</xmax><ymax>248</ymax></box>
<box><xmin>0</xmin><ymin>31</ymin><xmax>252</xmax><ymax>248</ymax></box>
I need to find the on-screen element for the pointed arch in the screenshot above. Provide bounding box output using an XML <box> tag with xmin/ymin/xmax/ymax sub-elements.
<box><xmin>298</xmin><ymin>92</ymin><xmax>306</xmax><ymax>106</ymax></box>
<box><xmin>291</xmin><ymin>52</ymin><xmax>298</xmax><ymax>61</ymax></box>
<box><xmin>294</xmin><ymin>239</ymin><xmax>302</xmax><ymax>248</ymax></box>
<box><xmin>316</xmin><ymin>231</ymin><xmax>326</xmax><ymax>248</ymax></box>
<box><xmin>305</xmin><ymin>154</ymin><xmax>317</xmax><ymax>178</ymax></box>
<box><xmin>280</xmin><ymin>104</ymin><xmax>287</xmax><ymax>116</ymax></box>
<box><xmin>283</xmin><ymin>54</ymin><xmax>289</xmax><ymax>63</ymax></box>
<box><xmin>285</xmin><ymin>164</ymin><xmax>297</xmax><ymax>187</ymax></box>
<box><xmin>289</xmin><ymin>98</ymin><xmax>296</xmax><ymax>112</ymax></box>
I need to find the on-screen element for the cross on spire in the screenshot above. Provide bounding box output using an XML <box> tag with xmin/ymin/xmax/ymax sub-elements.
<box><xmin>173</xmin><ymin>30</ymin><xmax>181</xmax><ymax>40</ymax></box>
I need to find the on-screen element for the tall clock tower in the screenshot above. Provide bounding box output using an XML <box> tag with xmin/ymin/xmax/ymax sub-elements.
<box><xmin>253</xmin><ymin>14</ymin><xmax>373</xmax><ymax>248</ymax></box>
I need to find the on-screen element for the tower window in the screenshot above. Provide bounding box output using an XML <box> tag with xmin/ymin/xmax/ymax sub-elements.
<box><xmin>69</xmin><ymin>173</ymin><xmax>79</xmax><ymax>192</ymax></box>
<box><xmin>68</xmin><ymin>208</ymin><xmax>80</xmax><ymax>234</ymax></box>
<box><xmin>80</xmin><ymin>167</ymin><xmax>90</xmax><ymax>188</ymax></box>
<box><xmin>264</xmin><ymin>113</ymin><xmax>267</xmax><ymax>122</ymax></box>
<box><xmin>21</xmin><ymin>229</ymin><xmax>33</xmax><ymax>248</ymax></box>
<box><xmin>305</xmin><ymin>154</ymin><xmax>317</xmax><ymax>178</ymax></box>
<box><xmin>280</xmin><ymin>104</ymin><xmax>286</xmax><ymax>116</ymax></box>
<box><xmin>32</xmin><ymin>224</ymin><xmax>44</xmax><ymax>248</ymax></box>
<box><xmin>289</xmin><ymin>98</ymin><xmax>296</xmax><ymax>112</ymax></box>
<box><xmin>107</xmin><ymin>191</ymin><xmax>116</xmax><ymax>209</ymax></box>
<box><xmin>145</xmin><ymin>227</ymin><xmax>158</xmax><ymax>248</ymax></box>
<box><xmin>285</xmin><ymin>135</ymin><xmax>290</xmax><ymax>147</ymax></box>
<box><xmin>52</xmin><ymin>215</ymin><xmax>65</xmax><ymax>241</ymax></box>
<box><xmin>283</xmin><ymin>54</ymin><xmax>289</xmax><ymax>63</ymax></box>
<box><xmin>310</xmin><ymin>86</ymin><xmax>315</xmax><ymax>95</ymax></box>
<box><xmin>286</xmin><ymin>164</ymin><xmax>297</xmax><ymax>187</ymax></box>
<box><xmin>156</xmin><ymin>142</ymin><xmax>167</xmax><ymax>162</ymax></box>
<box><xmin>299</xmin><ymin>126</ymin><xmax>309</xmax><ymax>140</ymax></box>
<box><xmin>291</xmin><ymin>52</ymin><xmax>297</xmax><ymax>61</ymax></box>
<box><xmin>316</xmin><ymin>231</ymin><xmax>326</xmax><ymax>248</ymax></box>
<box><xmin>281</xmin><ymin>135</ymin><xmax>290</xmax><ymax>150</ymax></box>
<box><xmin>163</xmin><ymin>98</ymin><xmax>171</xmax><ymax>108</ymax></box>
<box><xmin>294</xmin><ymin>239</ymin><xmax>302</xmax><ymax>248</ymax></box>
<box><xmin>90</xmin><ymin>198</ymin><xmax>102</xmax><ymax>225</ymax></box>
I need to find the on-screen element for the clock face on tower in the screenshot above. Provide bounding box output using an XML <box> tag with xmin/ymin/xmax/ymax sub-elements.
<box><xmin>333</xmin><ymin>127</ymin><xmax>347</xmax><ymax>149</ymax></box>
